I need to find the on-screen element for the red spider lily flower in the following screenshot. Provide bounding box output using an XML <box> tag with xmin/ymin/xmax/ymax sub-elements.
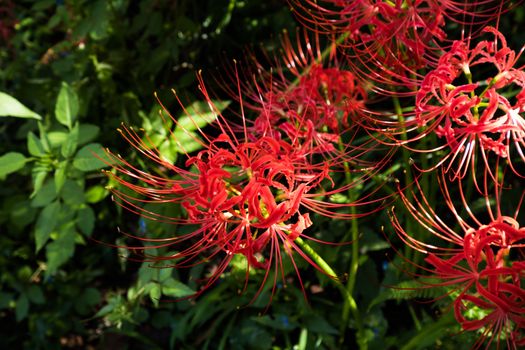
<box><xmin>413</xmin><ymin>27</ymin><xmax>525</xmax><ymax>180</ymax></box>
<box><xmin>104</xmin><ymin>74</ymin><xmax>385</xmax><ymax>302</ymax></box>
<box><xmin>288</xmin><ymin>0</ymin><xmax>520</xmax><ymax>95</ymax></box>
<box><xmin>390</xmin><ymin>168</ymin><xmax>525</xmax><ymax>348</ymax></box>
<box><xmin>214</xmin><ymin>30</ymin><xmax>393</xmax><ymax>176</ymax></box>
<box><xmin>364</xmin><ymin>27</ymin><xmax>525</xmax><ymax>182</ymax></box>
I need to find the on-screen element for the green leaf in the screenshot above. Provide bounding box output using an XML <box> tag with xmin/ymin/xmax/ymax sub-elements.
<box><xmin>149</xmin><ymin>283</ymin><xmax>161</xmax><ymax>306</ymax></box>
<box><xmin>54</xmin><ymin>161</ymin><xmax>68</xmax><ymax>193</ymax></box>
<box><xmin>31</xmin><ymin>180</ymin><xmax>56</xmax><ymax>207</ymax></box>
<box><xmin>27</xmin><ymin>132</ymin><xmax>46</xmax><ymax>157</ymax></box>
<box><xmin>78</xmin><ymin>124</ymin><xmax>100</xmax><ymax>145</ymax></box>
<box><xmin>77</xmin><ymin>205</ymin><xmax>95</xmax><ymax>236</ymax></box>
<box><xmin>172</xmin><ymin>130</ymin><xmax>203</xmax><ymax>154</ymax></box>
<box><xmin>31</xmin><ymin>167</ymin><xmax>49</xmax><ymax>198</ymax></box>
<box><xmin>9</xmin><ymin>197</ymin><xmax>37</xmax><ymax>230</ymax></box>
<box><xmin>73</xmin><ymin>143</ymin><xmax>110</xmax><ymax>171</ymax></box>
<box><xmin>35</xmin><ymin>200</ymin><xmax>61</xmax><ymax>252</ymax></box>
<box><xmin>61</xmin><ymin>123</ymin><xmax>79</xmax><ymax>158</ymax></box>
<box><xmin>161</xmin><ymin>279</ymin><xmax>195</xmax><ymax>298</ymax></box>
<box><xmin>85</xmin><ymin>185</ymin><xmax>108</xmax><ymax>203</ymax></box>
<box><xmin>47</xmin><ymin>131</ymin><xmax>68</xmax><ymax>148</ymax></box>
<box><xmin>0</xmin><ymin>92</ymin><xmax>42</xmax><ymax>120</ymax></box>
<box><xmin>0</xmin><ymin>152</ymin><xmax>28</xmax><ymax>178</ymax></box>
<box><xmin>55</xmin><ymin>82</ymin><xmax>79</xmax><ymax>129</ymax></box>
<box><xmin>60</xmin><ymin>179</ymin><xmax>85</xmax><ymax>205</ymax></box>
<box><xmin>45</xmin><ymin>224</ymin><xmax>76</xmax><ymax>276</ymax></box>
<box><xmin>26</xmin><ymin>285</ymin><xmax>45</xmax><ymax>304</ymax></box>
<box><xmin>401</xmin><ymin>312</ymin><xmax>456</xmax><ymax>350</ymax></box>
<box><xmin>15</xmin><ymin>294</ymin><xmax>29</xmax><ymax>322</ymax></box>
<box><xmin>175</xmin><ymin>100</ymin><xmax>229</xmax><ymax>132</ymax></box>
<box><xmin>368</xmin><ymin>280</ymin><xmax>446</xmax><ymax>311</ymax></box>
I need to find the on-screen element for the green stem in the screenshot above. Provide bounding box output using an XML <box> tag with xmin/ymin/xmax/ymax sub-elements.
<box><xmin>294</xmin><ymin>237</ymin><xmax>367</xmax><ymax>350</ymax></box>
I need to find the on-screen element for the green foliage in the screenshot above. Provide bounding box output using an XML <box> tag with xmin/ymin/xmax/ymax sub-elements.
<box><xmin>2</xmin><ymin>1</ymin><xmax>520</xmax><ymax>350</ymax></box>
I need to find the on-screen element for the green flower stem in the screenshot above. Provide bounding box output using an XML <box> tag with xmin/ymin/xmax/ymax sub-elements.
<box><xmin>337</xmin><ymin>153</ymin><xmax>362</xmax><ymax>345</ymax></box>
<box><xmin>294</xmin><ymin>236</ymin><xmax>367</xmax><ymax>350</ymax></box>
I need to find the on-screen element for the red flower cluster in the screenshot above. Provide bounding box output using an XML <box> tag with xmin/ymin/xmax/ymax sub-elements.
<box><xmin>391</xmin><ymin>171</ymin><xmax>525</xmax><ymax>348</ymax></box>
<box><xmin>106</xmin><ymin>69</ymin><xmax>384</xmax><ymax>300</ymax></box>
<box><xmin>104</xmin><ymin>1</ymin><xmax>525</xmax><ymax>347</ymax></box>
<box><xmin>415</xmin><ymin>27</ymin><xmax>525</xmax><ymax>179</ymax></box>
<box><xmin>289</xmin><ymin>0</ymin><xmax>515</xmax><ymax>94</ymax></box>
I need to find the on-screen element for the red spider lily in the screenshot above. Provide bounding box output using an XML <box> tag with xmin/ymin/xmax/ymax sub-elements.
<box><xmin>288</xmin><ymin>0</ymin><xmax>520</xmax><ymax>95</ymax></box>
<box><xmin>364</xmin><ymin>27</ymin><xmax>525</xmax><ymax>182</ymax></box>
<box><xmin>390</xmin><ymin>168</ymin><xmax>525</xmax><ymax>348</ymax></box>
<box><xmin>291</xmin><ymin>0</ymin><xmax>492</xmax><ymax>95</ymax></box>
<box><xmin>214</xmin><ymin>30</ymin><xmax>393</xmax><ymax>176</ymax></box>
<box><xmin>104</xmin><ymin>74</ymin><xmax>386</xmax><ymax>302</ymax></box>
<box><xmin>414</xmin><ymin>27</ymin><xmax>525</xmax><ymax>180</ymax></box>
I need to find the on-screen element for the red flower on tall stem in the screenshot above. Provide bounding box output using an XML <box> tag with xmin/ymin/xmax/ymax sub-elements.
<box><xmin>104</xmin><ymin>74</ymin><xmax>385</xmax><ymax>301</ymax></box>
<box><xmin>390</xmin><ymin>167</ymin><xmax>525</xmax><ymax>348</ymax></box>
<box><xmin>364</xmin><ymin>27</ymin><xmax>525</xmax><ymax>182</ymax></box>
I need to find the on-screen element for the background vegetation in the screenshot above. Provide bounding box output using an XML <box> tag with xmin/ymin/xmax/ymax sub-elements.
<box><xmin>1</xmin><ymin>1</ymin><xmax>524</xmax><ymax>349</ymax></box>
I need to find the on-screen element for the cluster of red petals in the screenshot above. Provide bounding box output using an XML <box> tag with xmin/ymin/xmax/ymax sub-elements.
<box><xmin>104</xmin><ymin>73</ymin><xmax>382</xmax><ymax>299</ymax></box>
<box><xmin>414</xmin><ymin>27</ymin><xmax>525</xmax><ymax>179</ymax></box>
<box><xmin>289</xmin><ymin>0</ymin><xmax>520</xmax><ymax>94</ymax></box>
<box><xmin>247</xmin><ymin>64</ymin><xmax>369</xmax><ymax>158</ymax></box>
<box><xmin>391</xmin><ymin>172</ymin><xmax>525</xmax><ymax>348</ymax></box>
<box><xmin>216</xmin><ymin>31</ymin><xmax>388</xmax><ymax>172</ymax></box>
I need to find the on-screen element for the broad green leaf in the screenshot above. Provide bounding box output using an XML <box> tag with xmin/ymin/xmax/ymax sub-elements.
<box><xmin>55</xmin><ymin>82</ymin><xmax>79</xmax><ymax>129</ymax></box>
<box><xmin>47</xmin><ymin>131</ymin><xmax>68</xmax><ymax>148</ymax></box>
<box><xmin>78</xmin><ymin>124</ymin><xmax>100</xmax><ymax>145</ymax></box>
<box><xmin>15</xmin><ymin>294</ymin><xmax>29</xmax><ymax>322</ymax></box>
<box><xmin>9</xmin><ymin>197</ymin><xmax>37</xmax><ymax>230</ymax></box>
<box><xmin>60</xmin><ymin>179</ymin><xmax>85</xmax><ymax>205</ymax></box>
<box><xmin>0</xmin><ymin>152</ymin><xmax>28</xmax><ymax>178</ymax></box>
<box><xmin>77</xmin><ymin>205</ymin><xmax>95</xmax><ymax>236</ymax></box>
<box><xmin>85</xmin><ymin>185</ymin><xmax>108</xmax><ymax>203</ymax></box>
<box><xmin>158</xmin><ymin>139</ymin><xmax>177</xmax><ymax>164</ymax></box>
<box><xmin>0</xmin><ymin>92</ymin><xmax>42</xmax><ymax>120</ymax></box>
<box><xmin>73</xmin><ymin>143</ymin><xmax>110</xmax><ymax>171</ymax></box>
<box><xmin>175</xmin><ymin>100</ymin><xmax>229</xmax><ymax>132</ymax></box>
<box><xmin>35</xmin><ymin>200</ymin><xmax>61</xmax><ymax>252</ymax></box>
<box><xmin>61</xmin><ymin>123</ymin><xmax>79</xmax><ymax>158</ymax></box>
<box><xmin>173</xmin><ymin>130</ymin><xmax>203</xmax><ymax>154</ymax></box>
<box><xmin>161</xmin><ymin>279</ymin><xmax>195</xmax><ymax>298</ymax></box>
<box><xmin>45</xmin><ymin>224</ymin><xmax>76</xmax><ymax>276</ymax></box>
<box><xmin>27</xmin><ymin>132</ymin><xmax>46</xmax><ymax>157</ymax></box>
<box><xmin>31</xmin><ymin>180</ymin><xmax>56</xmax><ymax>207</ymax></box>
